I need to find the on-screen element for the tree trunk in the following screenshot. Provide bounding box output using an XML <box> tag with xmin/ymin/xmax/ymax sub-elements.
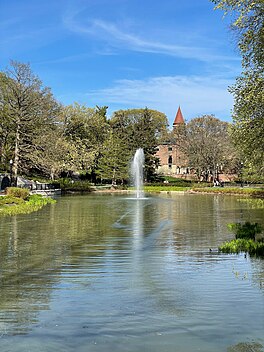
<box><xmin>13</xmin><ymin>122</ymin><xmax>20</xmax><ymax>182</ymax></box>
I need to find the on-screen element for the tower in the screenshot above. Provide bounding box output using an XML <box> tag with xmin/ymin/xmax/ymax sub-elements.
<box><xmin>173</xmin><ymin>106</ymin><xmax>184</xmax><ymax>130</ymax></box>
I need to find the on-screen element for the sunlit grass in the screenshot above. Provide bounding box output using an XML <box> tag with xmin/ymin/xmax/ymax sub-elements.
<box><xmin>0</xmin><ymin>194</ymin><xmax>56</xmax><ymax>217</ymax></box>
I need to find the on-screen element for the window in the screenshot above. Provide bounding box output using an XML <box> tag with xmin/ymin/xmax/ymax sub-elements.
<box><xmin>168</xmin><ymin>155</ymin><xmax>172</xmax><ymax>168</ymax></box>
<box><xmin>168</xmin><ymin>146</ymin><xmax>172</xmax><ymax>151</ymax></box>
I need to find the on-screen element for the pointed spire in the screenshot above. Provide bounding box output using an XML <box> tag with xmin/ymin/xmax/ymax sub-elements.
<box><xmin>173</xmin><ymin>106</ymin><xmax>184</xmax><ymax>127</ymax></box>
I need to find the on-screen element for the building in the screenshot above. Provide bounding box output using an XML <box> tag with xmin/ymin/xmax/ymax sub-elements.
<box><xmin>155</xmin><ymin>107</ymin><xmax>191</xmax><ymax>178</ymax></box>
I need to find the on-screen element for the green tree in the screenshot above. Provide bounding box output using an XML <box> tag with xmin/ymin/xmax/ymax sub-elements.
<box><xmin>211</xmin><ymin>0</ymin><xmax>264</xmax><ymax>180</ymax></box>
<box><xmin>110</xmin><ymin>108</ymin><xmax>169</xmax><ymax>181</ymax></box>
<box><xmin>30</xmin><ymin>125</ymin><xmax>77</xmax><ymax>180</ymax></box>
<box><xmin>97</xmin><ymin>129</ymin><xmax>130</xmax><ymax>185</ymax></box>
<box><xmin>0</xmin><ymin>61</ymin><xmax>60</xmax><ymax>179</ymax></box>
<box><xmin>174</xmin><ymin>115</ymin><xmax>236</xmax><ymax>180</ymax></box>
<box><xmin>0</xmin><ymin>73</ymin><xmax>13</xmax><ymax>169</ymax></box>
<box><xmin>62</xmin><ymin>103</ymin><xmax>109</xmax><ymax>179</ymax></box>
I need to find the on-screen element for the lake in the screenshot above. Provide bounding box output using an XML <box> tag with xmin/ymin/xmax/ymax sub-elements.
<box><xmin>0</xmin><ymin>193</ymin><xmax>263</xmax><ymax>351</ymax></box>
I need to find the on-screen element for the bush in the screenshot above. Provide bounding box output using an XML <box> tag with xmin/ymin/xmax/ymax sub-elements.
<box><xmin>5</xmin><ymin>187</ymin><xmax>30</xmax><ymax>200</ymax></box>
<box><xmin>0</xmin><ymin>196</ymin><xmax>25</xmax><ymax>206</ymax></box>
<box><xmin>58</xmin><ymin>178</ymin><xmax>92</xmax><ymax>192</ymax></box>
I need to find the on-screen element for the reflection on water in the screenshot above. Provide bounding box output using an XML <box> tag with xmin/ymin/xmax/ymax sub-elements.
<box><xmin>0</xmin><ymin>193</ymin><xmax>263</xmax><ymax>351</ymax></box>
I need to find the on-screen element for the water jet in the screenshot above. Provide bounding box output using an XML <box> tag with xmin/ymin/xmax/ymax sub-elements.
<box><xmin>131</xmin><ymin>148</ymin><xmax>145</xmax><ymax>199</ymax></box>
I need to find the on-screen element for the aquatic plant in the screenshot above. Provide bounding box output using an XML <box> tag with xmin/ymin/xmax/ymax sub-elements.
<box><xmin>237</xmin><ymin>198</ymin><xmax>264</xmax><ymax>209</ymax></box>
<box><xmin>227</xmin><ymin>222</ymin><xmax>263</xmax><ymax>240</ymax></box>
<box><xmin>227</xmin><ymin>341</ymin><xmax>263</xmax><ymax>352</ymax></box>
<box><xmin>219</xmin><ymin>239</ymin><xmax>264</xmax><ymax>256</ymax></box>
<box><xmin>219</xmin><ymin>221</ymin><xmax>264</xmax><ymax>257</ymax></box>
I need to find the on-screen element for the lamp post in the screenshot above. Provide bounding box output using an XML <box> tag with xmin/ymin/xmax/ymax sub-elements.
<box><xmin>9</xmin><ymin>159</ymin><xmax>13</xmax><ymax>186</ymax></box>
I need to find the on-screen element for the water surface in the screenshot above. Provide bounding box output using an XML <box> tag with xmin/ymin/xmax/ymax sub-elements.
<box><xmin>0</xmin><ymin>193</ymin><xmax>263</xmax><ymax>351</ymax></box>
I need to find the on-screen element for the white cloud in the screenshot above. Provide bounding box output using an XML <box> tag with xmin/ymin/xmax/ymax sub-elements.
<box><xmin>85</xmin><ymin>75</ymin><xmax>234</xmax><ymax>123</ymax></box>
<box><xmin>64</xmin><ymin>13</ymin><xmax>239</xmax><ymax>63</ymax></box>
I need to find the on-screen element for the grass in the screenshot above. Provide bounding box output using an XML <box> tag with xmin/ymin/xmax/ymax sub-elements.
<box><xmin>0</xmin><ymin>194</ymin><xmax>56</xmax><ymax>217</ymax></box>
<box><xmin>142</xmin><ymin>185</ymin><xmax>264</xmax><ymax>197</ymax></box>
<box><xmin>143</xmin><ymin>185</ymin><xmax>190</xmax><ymax>192</ymax></box>
<box><xmin>191</xmin><ymin>187</ymin><xmax>264</xmax><ymax>197</ymax></box>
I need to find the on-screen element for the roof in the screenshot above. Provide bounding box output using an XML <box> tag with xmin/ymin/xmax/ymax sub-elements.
<box><xmin>173</xmin><ymin>106</ymin><xmax>184</xmax><ymax>126</ymax></box>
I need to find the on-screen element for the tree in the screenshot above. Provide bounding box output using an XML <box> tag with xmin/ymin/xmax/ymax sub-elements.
<box><xmin>0</xmin><ymin>61</ymin><xmax>61</xmax><ymax>179</ymax></box>
<box><xmin>174</xmin><ymin>115</ymin><xmax>236</xmax><ymax>180</ymax></box>
<box><xmin>110</xmin><ymin>108</ymin><xmax>169</xmax><ymax>181</ymax></box>
<box><xmin>30</xmin><ymin>126</ymin><xmax>77</xmax><ymax>180</ymax></box>
<box><xmin>62</xmin><ymin>103</ymin><xmax>109</xmax><ymax>180</ymax></box>
<box><xmin>211</xmin><ymin>0</ymin><xmax>264</xmax><ymax>180</ymax></box>
<box><xmin>0</xmin><ymin>73</ymin><xmax>13</xmax><ymax>168</ymax></box>
<box><xmin>97</xmin><ymin>129</ymin><xmax>130</xmax><ymax>185</ymax></box>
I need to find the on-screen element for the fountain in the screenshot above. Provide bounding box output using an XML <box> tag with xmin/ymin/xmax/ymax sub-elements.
<box><xmin>131</xmin><ymin>148</ymin><xmax>145</xmax><ymax>199</ymax></box>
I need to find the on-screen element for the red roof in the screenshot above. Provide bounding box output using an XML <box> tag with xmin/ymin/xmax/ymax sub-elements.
<box><xmin>173</xmin><ymin>106</ymin><xmax>184</xmax><ymax>125</ymax></box>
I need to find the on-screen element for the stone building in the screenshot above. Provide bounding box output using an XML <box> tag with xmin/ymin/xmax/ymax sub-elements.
<box><xmin>155</xmin><ymin>107</ymin><xmax>191</xmax><ymax>178</ymax></box>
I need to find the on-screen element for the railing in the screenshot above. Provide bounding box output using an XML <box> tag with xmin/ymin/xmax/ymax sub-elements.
<box><xmin>21</xmin><ymin>183</ymin><xmax>60</xmax><ymax>191</ymax></box>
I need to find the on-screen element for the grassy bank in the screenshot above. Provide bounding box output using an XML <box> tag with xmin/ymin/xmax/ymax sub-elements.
<box><xmin>190</xmin><ymin>187</ymin><xmax>264</xmax><ymax>197</ymax></box>
<box><xmin>143</xmin><ymin>185</ymin><xmax>190</xmax><ymax>192</ymax></box>
<box><xmin>141</xmin><ymin>185</ymin><xmax>264</xmax><ymax>197</ymax></box>
<box><xmin>0</xmin><ymin>188</ymin><xmax>56</xmax><ymax>217</ymax></box>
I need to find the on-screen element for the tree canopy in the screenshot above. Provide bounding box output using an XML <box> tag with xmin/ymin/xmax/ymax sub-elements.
<box><xmin>211</xmin><ymin>0</ymin><xmax>264</xmax><ymax>180</ymax></box>
<box><xmin>0</xmin><ymin>61</ymin><xmax>61</xmax><ymax>179</ymax></box>
<box><xmin>174</xmin><ymin>115</ymin><xmax>236</xmax><ymax>179</ymax></box>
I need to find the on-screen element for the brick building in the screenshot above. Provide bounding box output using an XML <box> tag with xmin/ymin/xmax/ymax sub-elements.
<box><xmin>155</xmin><ymin>107</ymin><xmax>191</xmax><ymax>177</ymax></box>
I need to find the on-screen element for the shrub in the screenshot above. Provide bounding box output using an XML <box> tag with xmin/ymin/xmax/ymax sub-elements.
<box><xmin>5</xmin><ymin>187</ymin><xmax>30</xmax><ymax>200</ymax></box>
<box><xmin>58</xmin><ymin>178</ymin><xmax>92</xmax><ymax>192</ymax></box>
<box><xmin>0</xmin><ymin>196</ymin><xmax>25</xmax><ymax>206</ymax></box>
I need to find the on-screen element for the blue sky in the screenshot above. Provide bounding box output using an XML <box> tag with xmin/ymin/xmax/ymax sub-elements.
<box><xmin>0</xmin><ymin>0</ymin><xmax>240</xmax><ymax>125</ymax></box>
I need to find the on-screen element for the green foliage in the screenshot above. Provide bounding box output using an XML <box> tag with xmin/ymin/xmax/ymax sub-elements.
<box><xmin>237</xmin><ymin>198</ymin><xmax>264</xmax><ymax>209</ymax></box>
<box><xmin>0</xmin><ymin>194</ymin><xmax>55</xmax><ymax>217</ymax></box>
<box><xmin>191</xmin><ymin>187</ymin><xmax>264</xmax><ymax>197</ymax></box>
<box><xmin>0</xmin><ymin>196</ymin><xmax>24</xmax><ymax>205</ymax></box>
<box><xmin>62</xmin><ymin>102</ymin><xmax>109</xmax><ymax>175</ymax></box>
<box><xmin>219</xmin><ymin>239</ymin><xmax>264</xmax><ymax>257</ymax></box>
<box><xmin>0</xmin><ymin>61</ymin><xmax>61</xmax><ymax>177</ymax></box>
<box><xmin>219</xmin><ymin>220</ymin><xmax>264</xmax><ymax>257</ymax></box>
<box><xmin>211</xmin><ymin>0</ymin><xmax>264</xmax><ymax>180</ymax></box>
<box><xmin>143</xmin><ymin>185</ymin><xmax>189</xmax><ymax>192</ymax></box>
<box><xmin>174</xmin><ymin>115</ymin><xmax>236</xmax><ymax>177</ymax></box>
<box><xmin>5</xmin><ymin>187</ymin><xmax>30</xmax><ymax>200</ymax></box>
<box><xmin>59</xmin><ymin>178</ymin><xmax>92</xmax><ymax>192</ymax></box>
<box><xmin>111</xmin><ymin>108</ymin><xmax>169</xmax><ymax>182</ymax></box>
<box><xmin>227</xmin><ymin>222</ymin><xmax>263</xmax><ymax>240</ymax></box>
<box><xmin>97</xmin><ymin>129</ymin><xmax>130</xmax><ymax>183</ymax></box>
